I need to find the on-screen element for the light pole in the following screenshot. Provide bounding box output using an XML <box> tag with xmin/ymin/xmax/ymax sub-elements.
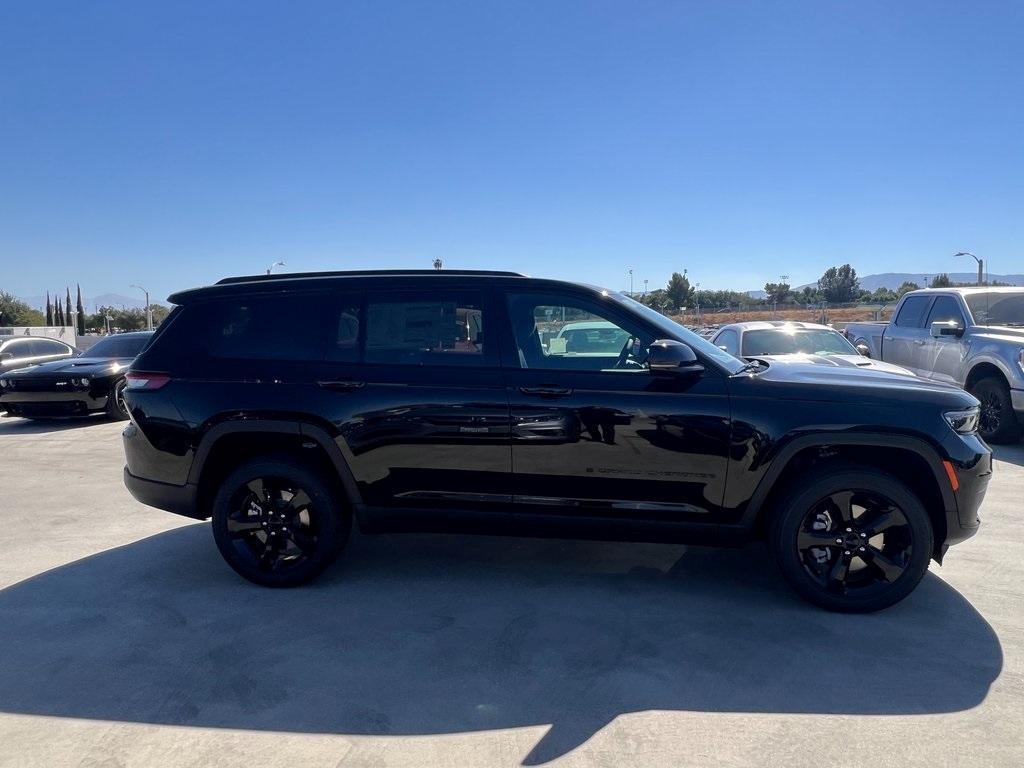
<box><xmin>266</xmin><ymin>261</ymin><xmax>286</xmax><ymax>275</ymax></box>
<box><xmin>130</xmin><ymin>284</ymin><xmax>152</xmax><ymax>331</ymax></box>
<box><xmin>695</xmin><ymin>282</ymin><xmax>701</xmax><ymax>325</ymax></box>
<box><xmin>954</xmin><ymin>251</ymin><xmax>984</xmax><ymax>286</ymax></box>
<box><xmin>628</xmin><ymin>268</ymin><xmax>634</xmax><ymax>297</ymax></box>
<box><xmin>643</xmin><ymin>279</ymin><xmax>648</xmax><ymax>299</ymax></box>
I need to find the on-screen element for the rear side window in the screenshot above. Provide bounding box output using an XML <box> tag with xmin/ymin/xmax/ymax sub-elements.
<box><xmin>160</xmin><ymin>293</ymin><xmax>330</xmax><ymax>362</ymax></box>
<box><xmin>894</xmin><ymin>295</ymin><xmax>932</xmax><ymax>328</ymax></box>
<box><xmin>364</xmin><ymin>291</ymin><xmax>489</xmax><ymax>366</ymax></box>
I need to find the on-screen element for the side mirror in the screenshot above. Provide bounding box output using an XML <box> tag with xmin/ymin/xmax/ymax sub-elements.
<box><xmin>648</xmin><ymin>339</ymin><xmax>704</xmax><ymax>375</ymax></box>
<box><xmin>855</xmin><ymin>344</ymin><xmax>871</xmax><ymax>357</ymax></box>
<box><xmin>930</xmin><ymin>320</ymin><xmax>965</xmax><ymax>339</ymax></box>
<box><xmin>0</xmin><ymin>352</ymin><xmax>11</xmax><ymax>364</ymax></box>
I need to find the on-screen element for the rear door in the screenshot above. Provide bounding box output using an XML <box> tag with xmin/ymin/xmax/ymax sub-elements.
<box><xmin>498</xmin><ymin>287</ymin><xmax>731</xmax><ymax>523</ymax></box>
<box><xmin>314</xmin><ymin>283</ymin><xmax>513</xmax><ymax>513</ymax></box>
<box><xmin>884</xmin><ymin>294</ymin><xmax>935</xmax><ymax>375</ymax></box>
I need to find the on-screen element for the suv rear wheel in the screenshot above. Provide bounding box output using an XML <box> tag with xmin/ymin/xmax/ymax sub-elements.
<box><xmin>211</xmin><ymin>456</ymin><xmax>350</xmax><ymax>587</ymax></box>
<box><xmin>769</xmin><ymin>466</ymin><xmax>933</xmax><ymax>612</ymax></box>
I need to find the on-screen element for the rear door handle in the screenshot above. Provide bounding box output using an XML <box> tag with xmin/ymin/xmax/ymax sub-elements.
<box><xmin>519</xmin><ymin>386</ymin><xmax>573</xmax><ymax>397</ymax></box>
<box><xmin>318</xmin><ymin>380</ymin><xmax>365</xmax><ymax>391</ymax></box>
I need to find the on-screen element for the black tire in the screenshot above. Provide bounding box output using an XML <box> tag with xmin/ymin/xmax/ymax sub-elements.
<box><xmin>105</xmin><ymin>378</ymin><xmax>129</xmax><ymax>420</ymax></box>
<box><xmin>211</xmin><ymin>455</ymin><xmax>350</xmax><ymax>587</ymax></box>
<box><xmin>768</xmin><ymin>466</ymin><xmax>933</xmax><ymax>613</ymax></box>
<box><xmin>970</xmin><ymin>376</ymin><xmax>1021</xmax><ymax>444</ymax></box>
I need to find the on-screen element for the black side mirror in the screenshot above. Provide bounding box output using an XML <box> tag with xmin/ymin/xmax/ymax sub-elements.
<box><xmin>648</xmin><ymin>339</ymin><xmax>704</xmax><ymax>376</ymax></box>
<box><xmin>930</xmin><ymin>320</ymin><xmax>965</xmax><ymax>339</ymax></box>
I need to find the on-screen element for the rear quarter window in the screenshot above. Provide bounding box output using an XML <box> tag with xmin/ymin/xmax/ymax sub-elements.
<box><xmin>894</xmin><ymin>295</ymin><xmax>932</xmax><ymax>328</ymax></box>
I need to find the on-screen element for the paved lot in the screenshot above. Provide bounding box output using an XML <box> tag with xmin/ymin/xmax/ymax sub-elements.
<box><xmin>0</xmin><ymin>415</ymin><xmax>1022</xmax><ymax>768</ymax></box>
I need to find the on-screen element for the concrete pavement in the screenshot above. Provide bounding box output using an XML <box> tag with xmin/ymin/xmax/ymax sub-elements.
<box><xmin>0</xmin><ymin>415</ymin><xmax>1021</xmax><ymax>767</ymax></box>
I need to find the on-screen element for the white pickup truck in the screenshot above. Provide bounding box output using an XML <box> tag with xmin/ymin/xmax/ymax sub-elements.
<box><xmin>845</xmin><ymin>287</ymin><xmax>1024</xmax><ymax>443</ymax></box>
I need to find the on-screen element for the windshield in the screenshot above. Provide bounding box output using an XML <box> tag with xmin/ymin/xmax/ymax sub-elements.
<box><xmin>84</xmin><ymin>334</ymin><xmax>150</xmax><ymax>359</ymax></box>
<box><xmin>610</xmin><ymin>294</ymin><xmax>748</xmax><ymax>374</ymax></box>
<box><xmin>742</xmin><ymin>328</ymin><xmax>857</xmax><ymax>357</ymax></box>
<box><xmin>965</xmin><ymin>292</ymin><xmax>1024</xmax><ymax>327</ymax></box>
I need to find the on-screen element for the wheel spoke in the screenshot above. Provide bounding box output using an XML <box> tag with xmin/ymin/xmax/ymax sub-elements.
<box><xmin>282</xmin><ymin>490</ymin><xmax>312</xmax><ymax>516</ymax></box>
<box><xmin>226</xmin><ymin>517</ymin><xmax>263</xmax><ymax>536</ymax></box>
<box><xmin>860</xmin><ymin>546</ymin><xmax>904</xmax><ymax>582</ymax></box>
<box><xmin>797</xmin><ymin>529</ymin><xmax>840</xmax><ymax>550</ymax></box>
<box><xmin>289</xmin><ymin>528</ymin><xmax>318</xmax><ymax>553</ymax></box>
<box><xmin>828</xmin><ymin>554</ymin><xmax>850</xmax><ymax>587</ymax></box>
<box><xmin>257</xmin><ymin>540</ymin><xmax>280</xmax><ymax>571</ymax></box>
<box><xmin>246</xmin><ymin>478</ymin><xmax>267</xmax><ymax>501</ymax></box>
<box><xmin>828</xmin><ymin>491</ymin><xmax>855</xmax><ymax>524</ymax></box>
<box><xmin>858</xmin><ymin>508</ymin><xmax>903</xmax><ymax>537</ymax></box>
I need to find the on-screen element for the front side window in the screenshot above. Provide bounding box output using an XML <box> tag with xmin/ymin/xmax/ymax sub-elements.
<box><xmin>364</xmin><ymin>292</ymin><xmax>487</xmax><ymax>366</ymax></box>
<box><xmin>507</xmin><ymin>293</ymin><xmax>652</xmax><ymax>371</ymax></box>
<box><xmin>715</xmin><ymin>329</ymin><xmax>740</xmax><ymax>356</ymax></box>
<box><xmin>925</xmin><ymin>296</ymin><xmax>966</xmax><ymax>328</ymax></box>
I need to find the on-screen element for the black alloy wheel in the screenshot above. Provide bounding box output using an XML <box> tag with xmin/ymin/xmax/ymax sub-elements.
<box><xmin>770</xmin><ymin>467</ymin><xmax>933</xmax><ymax>612</ymax></box>
<box><xmin>971</xmin><ymin>376</ymin><xmax>1021</xmax><ymax>444</ymax></box>
<box><xmin>212</xmin><ymin>456</ymin><xmax>349</xmax><ymax>587</ymax></box>
<box><xmin>106</xmin><ymin>378</ymin><xmax>129</xmax><ymax>420</ymax></box>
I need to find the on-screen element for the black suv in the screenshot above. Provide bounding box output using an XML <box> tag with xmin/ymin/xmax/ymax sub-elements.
<box><xmin>122</xmin><ymin>270</ymin><xmax>991</xmax><ymax>612</ymax></box>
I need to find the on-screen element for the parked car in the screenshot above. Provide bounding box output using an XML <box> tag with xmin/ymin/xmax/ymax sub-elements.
<box><xmin>122</xmin><ymin>269</ymin><xmax>990</xmax><ymax>612</ymax></box>
<box><xmin>0</xmin><ymin>335</ymin><xmax>77</xmax><ymax>372</ymax></box>
<box><xmin>845</xmin><ymin>287</ymin><xmax>1024</xmax><ymax>443</ymax></box>
<box><xmin>0</xmin><ymin>331</ymin><xmax>153</xmax><ymax>420</ymax></box>
<box><xmin>550</xmin><ymin>320</ymin><xmax>632</xmax><ymax>356</ymax></box>
<box><xmin>710</xmin><ymin>321</ymin><xmax>913</xmax><ymax>376</ymax></box>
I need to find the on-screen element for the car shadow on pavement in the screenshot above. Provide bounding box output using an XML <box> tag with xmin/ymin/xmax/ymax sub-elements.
<box><xmin>0</xmin><ymin>526</ymin><xmax>1003</xmax><ymax>765</ymax></box>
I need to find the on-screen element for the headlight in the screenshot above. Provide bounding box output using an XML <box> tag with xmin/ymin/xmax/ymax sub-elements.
<box><xmin>75</xmin><ymin>377</ymin><xmax>90</xmax><ymax>387</ymax></box>
<box><xmin>0</xmin><ymin>379</ymin><xmax>7</xmax><ymax>388</ymax></box>
<box><xmin>945</xmin><ymin>407</ymin><xmax>980</xmax><ymax>435</ymax></box>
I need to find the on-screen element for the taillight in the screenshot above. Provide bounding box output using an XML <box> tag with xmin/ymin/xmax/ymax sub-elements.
<box><xmin>125</xmin><ymin>371</ymin><xmax>171</xmax><ymax>390</ymax></box>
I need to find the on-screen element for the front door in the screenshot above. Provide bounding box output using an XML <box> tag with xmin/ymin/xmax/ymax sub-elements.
<box><xmin>499</xmin><ymin>289</ymin><xmax>731</xmax><ymax>523</ymax></box>
<box><xmin>921</xmin><ymin>294</ymin><xmax>968</xmax><ymax>386</ymax></box>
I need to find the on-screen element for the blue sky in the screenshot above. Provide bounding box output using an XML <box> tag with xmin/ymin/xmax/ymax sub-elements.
<box><xmin>2</xmin><ymin>1</ymin><xmax>1022</xmax><ymax>304</ymax></box>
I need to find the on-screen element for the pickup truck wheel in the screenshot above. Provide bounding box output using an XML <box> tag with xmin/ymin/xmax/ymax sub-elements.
<box><xmin>769</xmin><ymin>467</ymin><xmax>933</xmax><ymax>612</ymax></box>
<box><xmin>211</xmin><ymin>456</ymin><xmax>351</xmax><ymax>587</ymax></box>
<box><xmin>970</xmin><ymin>377</ymin><xmax>1021</xmax><ymax>444</ymax></box>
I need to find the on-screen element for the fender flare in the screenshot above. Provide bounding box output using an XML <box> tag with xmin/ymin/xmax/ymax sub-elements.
<box><xmin>740</xmin><ymin>431</ymin><xmax>955</xmax><ymax>528</ymax></box>
<box><xmin>187</xmin><ymin>418</ymin><xmax>363</xmax><ymax>507</ymax></box>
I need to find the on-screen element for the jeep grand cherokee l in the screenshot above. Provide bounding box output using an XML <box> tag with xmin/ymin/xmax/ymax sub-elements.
<box><xmin>121</xmin><ymin>270</ymin><xmax>991</xmax><ymax>612</ymax></box>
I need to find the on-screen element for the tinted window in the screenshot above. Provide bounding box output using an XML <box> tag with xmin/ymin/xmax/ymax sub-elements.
<box><xmin>365</xmin><ymin>292</ymin><xmax>487</xmax><ymax>366</ymax></box>
<box><xmin>715</xmin><ymin>329</ymin><xmax>739</xmax><ymax>355</ymax></box>
<box><xmin>31</xmin><ymin>339</ymin><xmax>72</xmax><ymax>357</ymax></box>
<box><xmin>182</xmin><ymin>294</ymin><xmax>329</xmax><ymax>361</ymax></box>
<box><xmin>328</xmin><ymin>298</ymin><xmax>362</xmax><ymax>362</ymax></box>
<box><xmin>925</xmin><ymin>296</ymin><xmax>965</xmax><ymax>327</ymax></box>
<box><xmin>85</xmin><ymin>335</ymin><xmax>149</xmax><ymax>358</ymax></box>
<box><xmin>4</xmin><ymin>339</ymin><xmax>33</xmax><ymax>360</ymax></box>
<box><xmin>965</xmin><ymin>292</ymin><xmax>1024</xmax><ymax>327</ymax></box>
<box><xmin>742</xmin><ymin>328</ymin><xmax>857</xmax><ymax>356</ymax></box>
<box><xmin>894</xmin><ymin>295</ymin><xmax>932</xmax><ymax>328</ymax></box>
<box><xmin>507</xmin><ymin>292</ymin><xmax>653</xmax><ymax>371</ymax></box>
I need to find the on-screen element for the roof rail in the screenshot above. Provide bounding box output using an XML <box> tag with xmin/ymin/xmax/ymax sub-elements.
<box><xmin>215</xmin><ymin>269</ymin><xmax>525</xmax><ymax>285</ymax></box>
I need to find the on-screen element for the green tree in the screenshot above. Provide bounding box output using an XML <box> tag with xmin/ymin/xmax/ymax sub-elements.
<box><xmin>816</xmin><ymin>264</ymin><xmax>860</xmax><ymax>303</ymax></box>
<box><xmin>763</xmin><ymin>281</ymin><xmax>792</xmax><ymax>304</ymax></box>
<box><xmin>930</xmin><ymin>273</ymin><xmax>953</xmax><ymax>288</ymax></box>
<box><xmin>0</xmin><ymin>291</ymin><xmax>44</xmax><ymax>326</ymax></box>
<box><xmin>798</xmin><ymin>286</ymin><xmax>820</xmax><ymax>304</ymax></box>
<box><xmin>664</xmin><ymin>272</ymin><xmax>693</xmax><ymax>311</ymax></box>
<box><xmin>897</xmin><ymin>281</ymin><xmax>920</xmax><ymax>296</ymax></box>
<box><xmin>76</xmin><ymin>284</ymin><xmax>86</xmax><ymax>335</ymax></box>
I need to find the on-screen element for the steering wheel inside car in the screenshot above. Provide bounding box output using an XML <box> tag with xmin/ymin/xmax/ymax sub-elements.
<box><xmin>613</xmin><ymin>336</ymin><xmax>645</xmax><ymax>369</ymax></box>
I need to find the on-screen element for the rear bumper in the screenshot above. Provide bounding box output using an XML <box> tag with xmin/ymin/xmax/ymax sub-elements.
<box><xmin>1</xmin><ymin>391</ymin><xmax>108</xmax><ymax>417</ymax></box>
<box><xmin>123</xmin><ymin>467</ymin><xmax>205</xmax><ymax>520</ymax></box>
<box><xmin>1011</xmin><ymin>388</ymin><xmax>1024</xmax><ymax>418</ymax></box>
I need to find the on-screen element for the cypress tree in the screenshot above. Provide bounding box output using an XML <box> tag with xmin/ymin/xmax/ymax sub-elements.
<box><xmin>65</xmin><ymin>287</ymin><xmax>73</xmax><ymax>327</ymax></box>
<box><xmin>76</xmin><ymin>284</ymin><xmax>86</xmax><ymax>335</ymax></box>
<box><xmin>45</xmin><ymin>292</ymin><xmax>53</xmax><ymax>326</ymax></box>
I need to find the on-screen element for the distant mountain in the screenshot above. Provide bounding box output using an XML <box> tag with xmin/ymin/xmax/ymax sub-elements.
<box><xmin>793</xmin><ymin>272</ymin><xmax>1024</xmax><ymax>292</ymax></box>
<box><xmin>21</xmin><ymin>293</ymin><xmax>149</xmax><ymax>312</ymax></box>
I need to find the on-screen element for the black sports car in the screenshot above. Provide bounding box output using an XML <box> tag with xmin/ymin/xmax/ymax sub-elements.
<box><xmin>0</xmin><ymin>331</ymin><xmax>153</xmax><ymax>420</ymax></box>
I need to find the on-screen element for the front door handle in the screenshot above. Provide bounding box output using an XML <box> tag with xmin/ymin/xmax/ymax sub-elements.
<box><xmin>519</xmin><ymin>386</ymin><xmax>573</xmax><ymax>397</ymax></box>
<box><xmin>318</xmin><ymin>380</ymin><xmax>366</xmax><ymax>391</ymax></box>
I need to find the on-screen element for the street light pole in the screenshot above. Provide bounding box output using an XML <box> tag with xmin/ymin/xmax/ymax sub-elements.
<box><xmin>130</xmin><ymin>284</ymin><xmax>152</xmax><ymax>331</ymax></box>
<box><xmin>954</xmin><ymin>252</ymin><xmax>984</xmax><ymax>286</ymax></box>
<box><xmin>267</xmin><ymin>261</ymin><xmax>286</xmax><ymax>275</ymax></box>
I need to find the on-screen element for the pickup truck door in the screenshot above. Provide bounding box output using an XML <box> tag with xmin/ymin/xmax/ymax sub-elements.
<box><xmin>883</xmin><ymin>294</ymin><xmax>935</xmax><ymax>375</ymax></box>
<box><xmin>921</xmin><ymin>294</ymin><xmax>968</xmax><ymax>385</ymax></box>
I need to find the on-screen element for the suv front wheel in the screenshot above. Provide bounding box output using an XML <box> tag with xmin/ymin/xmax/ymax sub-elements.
<box><xmin>211</xmin><ymin>456</ymin><xmax>350</xmax><ymax>587</ymax></box>
<box><xmin>769</xmin><ymin>467</ymin><xmax>933</xmax><ymax>612</ymax></box>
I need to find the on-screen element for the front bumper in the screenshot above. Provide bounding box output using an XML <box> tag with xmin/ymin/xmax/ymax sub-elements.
<box><xmin>937</xmin><ymin>432</ymin><xmax>991</xmax><ymax>557</ymax></box>
<box><xmin>1012</xmin><ymin>388</ymin><xmax>1024</xmax><ymax>419</ymax></box>
<box><xmin>1</xmin><ymin>391</ymin><xmax>108</xmax><ymax>417</ymax></box>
